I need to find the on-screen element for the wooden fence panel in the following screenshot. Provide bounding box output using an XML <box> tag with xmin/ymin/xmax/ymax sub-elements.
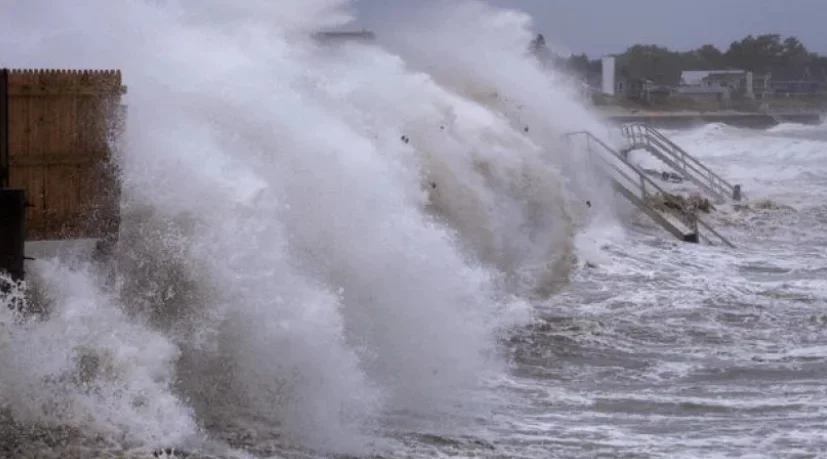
<box><xmin>4</xmin><ymin>69</ymin><xmax>125</xmax><ymax>241</ymax></box>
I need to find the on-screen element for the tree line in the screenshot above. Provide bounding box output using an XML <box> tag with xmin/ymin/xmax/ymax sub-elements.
<box><xmin>532</xmin><ymin>34</ymin><xmax>827</xmax><ymax>87</ymax></box>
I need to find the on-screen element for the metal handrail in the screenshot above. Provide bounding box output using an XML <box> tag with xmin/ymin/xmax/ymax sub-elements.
<box><xmin>635</xmin><ymin>124</ymin><xmax>734</xmax><ymax>194</ymax></box>
<box><xmin>621</xmin><ymin>125</ymin><xmax>713</xmax><ymax>186</ymax></box>
<box><xmin>619</xmin><ymin>123</ymin><xmax>741</xmax><ymax>201</ymax></box>
<box><xmin>563</xmin><ymin>130</ymin><xmax>735</xmax><ymax>248</ymax></box>
<box><xmin>630</xmin><ymin>132</ymin><xmax>729</xmax><ymax>200</ymax></box>
<box><xmin>563</xmin><ymin>131</ymin><xmax>700</xmax><ymax>232</ymax></box>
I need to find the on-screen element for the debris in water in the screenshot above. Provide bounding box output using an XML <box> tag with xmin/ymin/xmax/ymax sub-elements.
<box><xmin>645</xmin><ymin>192</ymin><xmax>715</xmax><ymax>215</ymax></box>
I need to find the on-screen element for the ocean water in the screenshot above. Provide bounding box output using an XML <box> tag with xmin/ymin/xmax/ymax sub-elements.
<box><xmin>548</xmin><ymin>122</ymin><xmax>827</xmax><ymax>459</ymax></box>
<box><xmin>1</xmin><ymin>1</ymin><xmax>827</xmax><ymax>458</ymax></box>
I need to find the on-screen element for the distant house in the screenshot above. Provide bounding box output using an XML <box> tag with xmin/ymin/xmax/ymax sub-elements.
<box><xmin>770</xmin><ymin>68</ymin><xmax>827</xmax><ymax>95</ymax></box>
<box><xmin>615</xmin><ymin>77</ymin><xmax>672</xmax><ymax>103</ymax></box>
<box><xmin>767</xmin><ymin>65</ymin><xmax>827</xmax><ymax>95</ymax></box>
<box><xmin>771</xmin><ymin>80</ymin><xmax>827</xmax><ymax>95</ymax></box>
<box><xmin>614</xmin><ymin>77</ymin><xmax>644</xmax><ymax>97</ymax></box>
<box><xmin>674</xmin><ymin>85</ymin><xmax>731</xmax><ymax>107</ymax></box>
<box><xmin>642</xmin><ymin>82</ymin><xmax>673</xmax><ymax>104</ymax></box>
<box><xmin>679</xmin><ymin>70</ymin><xmax>771</xmax><ymax>99</ymax></box>
<box><xmin>681</xmin><ymin>70</ymin><xmax>742</xmax><ymax>87</ymax></box>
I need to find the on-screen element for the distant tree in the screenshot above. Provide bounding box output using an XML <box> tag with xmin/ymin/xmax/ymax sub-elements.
<box><xmin>690</xmin><ymin>44</ymin><xmax>726</xmax><ymax>69</ymax></box>
<box><xmin>565</xmin><ymin>53</ymin><xmax>600</xmax><ymax>76</ymax></box>
<box><xmin>616</xmin><ymin>44</ymin><xmax>684</xmax><ymax>85</ymax></box>
<box><xmin>724</xmin><ymin>34</ymin><xmax>785</xmax><ymax>73</ymax></box>
<box><xmin>545</xmin><ymin>34</ymin><xmax>827</xmax><ymax>86</ymax></box>
<box><xmin>529</xmin><ymin>33</ymin><xmax>554</xmax><ymax>65</ymax></box>
<box><xmin>530</xmin><ymin>33</ymin><xmax>546</xmax><ymax>50</ymax></box>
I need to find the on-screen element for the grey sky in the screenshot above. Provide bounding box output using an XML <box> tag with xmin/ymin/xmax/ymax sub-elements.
<box><xmin>353</xmin><ymin>0</ymin><xmax>826</xmax><ymax>57</ymax></box>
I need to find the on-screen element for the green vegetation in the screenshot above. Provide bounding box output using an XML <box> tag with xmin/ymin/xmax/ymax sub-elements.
<box><xmin>526</xmin><ymin>34</ymin><xmax>827</xmax><ymax>112</ymax></box>
<box><xmin>591</xmin><ymin>93</ymin><xmax>726</xmax><ymax>112</ymax></box>
<box><xmin>553</xmin><ymin>34</ymin><xmax>827</xmax><ymax>86</ymax></box>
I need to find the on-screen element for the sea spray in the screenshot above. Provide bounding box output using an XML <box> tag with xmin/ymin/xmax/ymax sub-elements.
<box><xmin>346</xmin><ymin>0</ymin><xmax>619</xmax><ymax>293</ymax></box>
<box><xmin>0</xmin><ymin>0</ymin><xmax>607</xmax><ymax>454</ymax></box>
<box><xmin>0</xmin><ymin>262</ymin><xmax>197</xmax><ymax>448</ymax></box>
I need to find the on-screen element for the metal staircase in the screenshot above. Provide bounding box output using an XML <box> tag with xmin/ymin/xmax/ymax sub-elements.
<box><xmin>563</xmin><ymin>130</ymin><xmax>735</xmax><ymax>248</ymax></box>
<box><xmin>619</xmin><ymin>123</ymin><xmax>742</xmax><ymax>202</ymax></box>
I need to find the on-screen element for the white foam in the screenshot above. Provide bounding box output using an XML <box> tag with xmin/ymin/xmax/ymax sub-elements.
<box><xmin>0</xmin><ymin>0</ymin><xmax>611</xmax><ymax>454</ymax></box>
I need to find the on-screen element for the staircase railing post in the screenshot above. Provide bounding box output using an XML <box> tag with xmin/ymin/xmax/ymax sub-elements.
<box><xmin>0</xmin><ymin>68</ymin><xmax>8</xmax><ymax>188</ymax></box>
<box><xmin>0</xmin><ymin>189</ymin><xmax>26</xmax><ymax>284</ymax></box>
<box><xmin>732</xmin><ymin>184</ymin><xmax>742</xmax><ymax>201</ymax></box>
<box><xmin>0</xmin><ymin>70</ymin><xmax>27</xmax><ymax>290</ymax></box>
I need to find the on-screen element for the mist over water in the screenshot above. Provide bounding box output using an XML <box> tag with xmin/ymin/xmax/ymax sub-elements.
<box><xmin>0</xmin><ymin>0</ymin><xmax>610</xmax><ymax>455</ymax></box>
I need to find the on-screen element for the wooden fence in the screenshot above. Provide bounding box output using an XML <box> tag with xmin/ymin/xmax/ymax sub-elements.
<box><xmin>0</xmin><ymin>68</ymin><xmax>125</xmax><ymax>241</ymax></box>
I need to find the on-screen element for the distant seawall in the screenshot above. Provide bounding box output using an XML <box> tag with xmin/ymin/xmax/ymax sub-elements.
<box><xmin>602</xmin><ymin>111</ymin><xmax>824</xmax><ymax>130</ymax></box>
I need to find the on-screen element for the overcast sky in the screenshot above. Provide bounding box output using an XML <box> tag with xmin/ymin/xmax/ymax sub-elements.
<box><xmin>353</xmin><ymin>0</ymin><xmax>826</xmax><ymax>57</ymax></box>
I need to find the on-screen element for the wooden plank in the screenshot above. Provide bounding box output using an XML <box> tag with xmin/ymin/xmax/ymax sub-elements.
<box><xmin>46</xmin><ymin>71</ymin><xmax>70</xmax><ymax>223</ymax></box>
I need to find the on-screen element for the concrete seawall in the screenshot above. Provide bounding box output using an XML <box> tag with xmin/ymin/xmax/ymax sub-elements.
<box><xmin>601</xmin><ymin>111</ymin><xmax>824</xmax><ymax>130</ymax></box>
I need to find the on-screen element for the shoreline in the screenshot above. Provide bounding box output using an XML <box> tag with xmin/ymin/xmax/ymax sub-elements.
<box><xmin>597</xmin><ymin>107</ymin><xmax>825</xmax><ymax>129</ymax></box>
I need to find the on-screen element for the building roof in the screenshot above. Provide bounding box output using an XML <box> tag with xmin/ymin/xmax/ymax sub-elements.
<box><xmin>680</xmin><ymin>70</ymin><xmax>745</xmax><ymax>86</ymax></box>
